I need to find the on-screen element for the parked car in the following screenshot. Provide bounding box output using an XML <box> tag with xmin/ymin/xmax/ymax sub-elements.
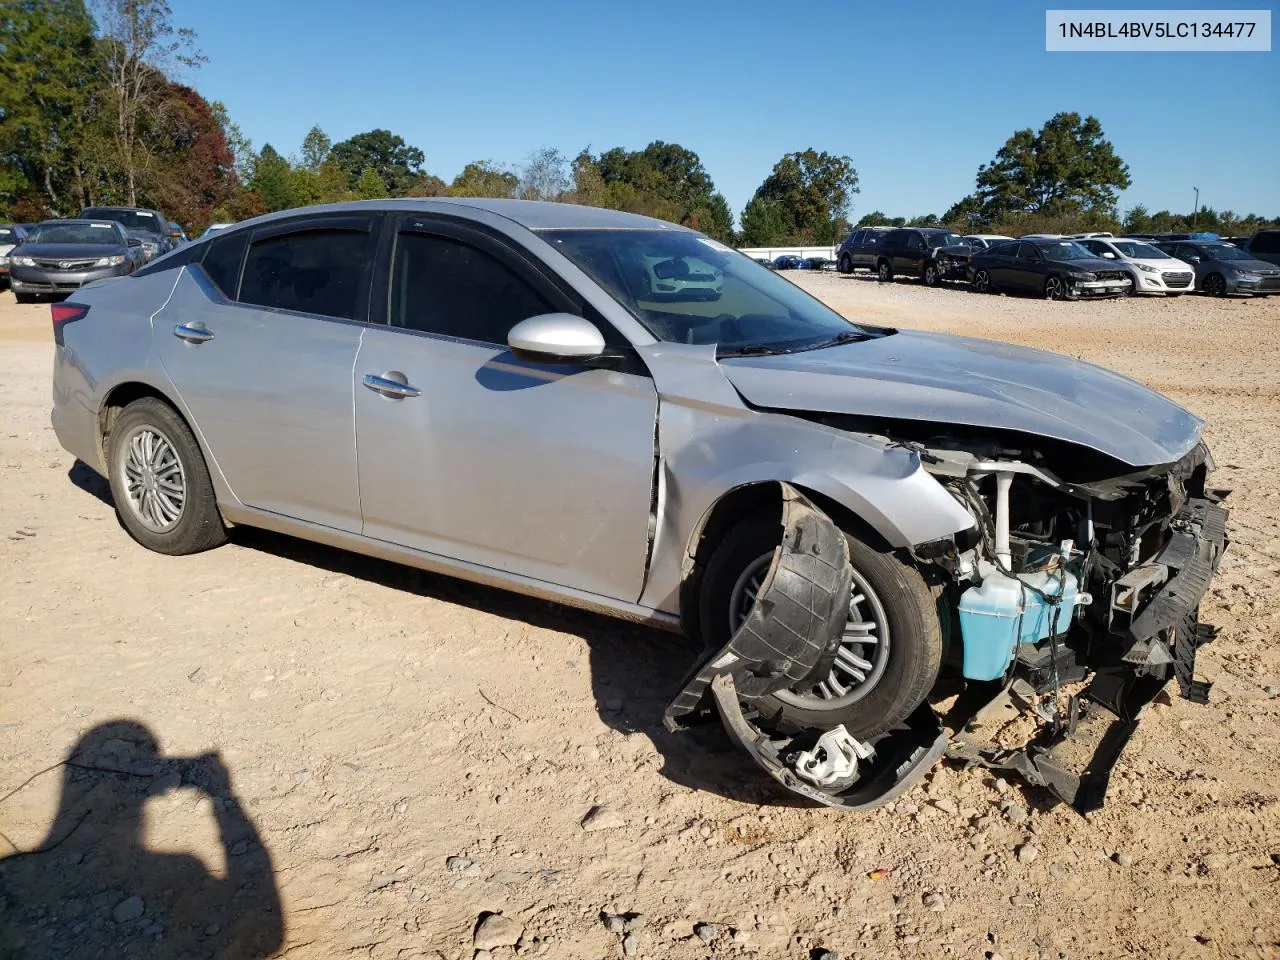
<box><xmin>78</xmin><ymin>206</ymin><xmax>171</xmax><ymax>261</ymax></box>
<box><xmin>8</xmin><ymin>219</ymin><xmax>141</xmax><ymax>302</ymax></box>
<box><xmin>750</xmin><ymin>257</ymin><xmax>776</xmax><ymax>270</ymax></box>
<box><xmin>199</xmin><ymin>223</ymin><xmax>233</xmax><ymax>238</ymax></box>
<box><xmin>772</xmin><ymin>255</ymin><xmax>803</xmax><ymax>270</ymax></box>
<box><xmin>961</xmin><ymin>234</ymin><xmax>1015</xmax><ymax>250</ymax></box>
<box><xmin>836</xmin><ymin>226</ymin><xmax>894</xmax><ymax>273</ymax></box>
<box><xmin>49</xmin><ymin>198</ymin><xmax>1228</xmax><ymax>811</ymax></box>
<box><xmin>801</xmin><ymin>256</ymin><xmax>835</xmax><ymax>271</ymax></box>
<box><xmin>874</xmin><ymin>228</ymin><xmax>975</xmax><ymax>286</ymax></box>
<box><xmin>1152</xmin><ymin>239</ymin><xmax>1280</xmax><ymax>297</ymax></box>
<box><xmin>0</xmin><ymin>224</ymin><xmax>29</xmax><ymax>288</ymax></box>
<box><xmin>969</xmin><ymin>238</ymin><xmax>1133</xmax><ymax>299</ymax></box>
<box><xmin>641</xmin><ymin>252</ymin><xmax>724</xmax><ymax>301</ymax></box>
<box><xmin>1233</xmin><ymin>228</ymin><xmax>1280</xmax><ymax>268</ymax></box>
<box><xmin>167</xmin><ymin>221</ymin><xmax>189</xmax><ymax>246</ymax></box>
<box><xmin>1077</xmin><ymin>237</ymin><xmax>1196</xmax><ymax>296</ymax></box>
<box><xmin>1221</xmin><ymin>236</ymin><xmax>1253</xmax><ymax>248</ymax></box>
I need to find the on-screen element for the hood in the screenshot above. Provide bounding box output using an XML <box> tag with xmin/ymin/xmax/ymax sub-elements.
<box><xmin>128</xmin><ymin>229</ymin><xmax>164</xmax><ymax>242</ymax></box>
<box><xmin>1214</xmin><ymin>257</ymin><xmax>1280</xmax><ymax>274</ymax></box>
<box><xmin>12</xmin><ymin>242</ymin><xmax>126</xmax><ymax>259</ymax></box>
<box><xmin>932</xmin><ymin>243</ymin><xmax>975</xmax><ymax>258</ymax></box>
<box><xmin>718</xmin><ymin>330</ymin><xmax>1203</xmax><ymax>468</ymax></box>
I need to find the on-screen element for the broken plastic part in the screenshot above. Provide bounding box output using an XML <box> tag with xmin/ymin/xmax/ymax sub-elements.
<box><xmin>792</xmin><ymin>725</ymin><xmax>875</xmax><ymax>788</ymax></box>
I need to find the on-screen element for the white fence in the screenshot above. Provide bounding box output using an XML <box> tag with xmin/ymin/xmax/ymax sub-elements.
<box><xmin>738</xmin><ymin>245</ymin><xmax>839</xmax><ymax>261</ymax></box>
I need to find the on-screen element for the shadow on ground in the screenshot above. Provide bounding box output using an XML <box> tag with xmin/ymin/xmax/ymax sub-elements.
<box><xmin>0</xmin><ymin>721</ymin><xmax>283</xmax><ymax>959</ymax></box>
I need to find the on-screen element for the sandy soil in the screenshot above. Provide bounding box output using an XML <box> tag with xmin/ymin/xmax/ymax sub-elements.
<box><xmin>1</xmin><ymin>276</ymin><xmax>1278</xmax><ymax>960</ymax></box>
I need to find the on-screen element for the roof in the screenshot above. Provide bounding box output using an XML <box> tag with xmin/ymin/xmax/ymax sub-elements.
<box><xmin>222</xmin><ymin>198</ymin><xmax>693</xmax><ymax>235</ymax></box>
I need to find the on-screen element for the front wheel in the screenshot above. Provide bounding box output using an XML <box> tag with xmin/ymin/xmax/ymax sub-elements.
<box><xmin>698</xmin><ymin>514</ymin><xmax>944</xmax><ymax>740</ymax></box>
<box><xmin>106</xmin><ymin>397</ymin><xmax>228</xmax><ymax>555</ymax></box>
<box><xmin>877</xmin><ymin>260</ymin><xmax>893</xmax><ymax>283</ymax></box>
<box><xmin>1202</xmin><ymin>273</ymin><xmax>1227</xmax><ymax>297</ymax></box>
<box><xmin>1044</xmin><ymin>275</ymin><xmax>1067</xmax><ymax>300</ymax></box>
<box><xmin>923</xmin><ymin>262</ymin><xmax>940</xmax><ymax>287</ymax></box>
<box><xmin>14</xmin><ymin>292</ymin><xmax>35</xmax><ymax>304</ymax></box>
<box><xmin>838</xmin><ymin>254</ymin><xmax>853</xmax><ymax>275</ymax></box>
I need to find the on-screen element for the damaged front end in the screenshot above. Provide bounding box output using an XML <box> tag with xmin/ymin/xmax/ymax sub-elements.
<box><xmin>666</xmin><ymin>440</ymin><xmax>1229</xmax><ymax>813</ymax></box>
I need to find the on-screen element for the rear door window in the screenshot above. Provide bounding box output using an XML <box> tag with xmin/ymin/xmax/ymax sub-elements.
<box><xmin>390</xmin><ymin>231</ymin><xmax>553</xmax><ymax>345</ymax></box>
<box><xmin>239</xmin><ymin>222</ymin><xmax>376</xmax><ymax>321</ymax></box>
<box><xmin>200</xmin><ymin>232</ymin><xmax>249</xmax><ymax>298</ymax></box>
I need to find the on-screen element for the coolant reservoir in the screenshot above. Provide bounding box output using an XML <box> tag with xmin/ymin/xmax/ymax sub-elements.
<box><xmin>958</xmin><ymin>568</ymin><xmax>1080</xmax><ymax>681</ymax></box>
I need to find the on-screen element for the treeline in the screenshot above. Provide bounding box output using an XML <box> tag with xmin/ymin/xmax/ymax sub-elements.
<box><xmin>3</xmin><ymin>4</ymin><xmax>1274</xmax><ymax>242</ymax></box>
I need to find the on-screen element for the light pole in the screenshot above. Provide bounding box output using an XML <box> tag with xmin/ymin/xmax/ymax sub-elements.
<box><xmin>1193</xmin><ymin>186</ymin><xmax>1199</xmax><ymax>227</ymax></box>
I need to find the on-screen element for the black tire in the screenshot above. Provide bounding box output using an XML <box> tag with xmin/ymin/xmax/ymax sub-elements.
<box><xmin>1044</xmin><ymin>275</ymin><xmax>1067</xmax><ymax>300</ymax></box>
<box><xmin>105</xmin><ymin>397</ymin><xmax>227</xmax><ymax>555</ymax></box>
<box><xmin>698</xmin><ymin>513</ymin><xmax>944</xmax><ymax>740</ymax></box>
<box><xmin>838</xmin><ymin>254</ymin><xmax>853</xmax><ymax>275</ymax></box>
<box><xmin>972</xmin><ymin>269</ymin><xmax>994</xmax><ymax>294</ymax></box>
<box><xmin>877</xmin><ymin>259</ymin><xmax>893</xmax><ymax>283</ymax></box>
<box><xmin>14</xmin><ymin>292</ymin><xmax>35</xmax><ymax>304</ymax></box>
<box><xmin>1202</xmin><ymin>273</ymin><xmax>1227</xmax><ymax>297</ymax></box>
<box><xmin>922</xmin><ymin>262</ymin><xmax>941</xmax><ymax>287</ymax></box>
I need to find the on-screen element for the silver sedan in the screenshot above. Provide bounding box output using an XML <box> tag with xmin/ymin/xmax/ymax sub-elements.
<box><xmin>50</xmin><ymin>199</ymin><xmax>1228</xmax><ymax>809</ymax></box>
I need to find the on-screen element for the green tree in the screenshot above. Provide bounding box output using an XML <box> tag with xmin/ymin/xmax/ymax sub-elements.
<box><xmin>93</xmin><ymin>0</ymin><xmax>205</xmax><ymax>205</ymax></box>
<box><xmin>738</xmin><ymin>196</ymin><xmax>789</xmax><ymax>246</ymax></box>
<box><xmin>517</xmin><ymin>146</ymin><xmax>569</xmax><ymax>201</ymax></box>
<box><xmin>565</xmin><ymin>149</ymin><xmax>606</xmax><ymax>207</ymax></box>
<box><xmin>329</xmin><ymin>128</ymin><xmax>424</xmax><ymax>193</ymax></box>
<box><xmin>210</xmin><ymin>100</ymin><xmax>254</xmax><ymax>181</ymax></box>
<box><xmin>973</xmin><ymin>112</ymin><xmax>1130</xmax><ymax>222</ymax></box>
<box><xmin>0</xmin><ymin>0</ymin><xmax>101</xmax><ymax>213</ymax></box>
<box><xmin>449</xmin><ymin>161</ymin><xmax>517</xmax><ymax>198</ymax></box>
<box><xmin>300</xmin><ymin>124</ymin><xmax>330</xmax><ymax>171</ymax></box>
<box><xmin>316</xmin><ymin>159</ymin><xmax>351</xmax><ymax>202</ymax></box>
<box><xmin>746</xmin><ymin>149</ymin><xmax>860</xmax><ymax>243</ymax></box>
<box><xmin>251</xmin><ymin>144</ymin><xmax>296</xmax><ymax>211</ymax></box>
<box><xmin>354</xmin><ymin>165</ymin><xmax>387</xmax><ymax>199</ymax></box>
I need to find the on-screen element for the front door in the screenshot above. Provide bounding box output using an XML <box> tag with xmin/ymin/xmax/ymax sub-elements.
<box><xmin>353</xmin><ymin>216</ymin><xmax>659</xmax><ymax>602</ymax></box>
<box><xmin>153</xmin><ymin>215</ymin><xmax>378</xmax><ymax>531</ymax></box>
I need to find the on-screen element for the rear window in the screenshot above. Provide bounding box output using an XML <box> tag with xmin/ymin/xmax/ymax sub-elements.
<box><xmin>80</xmin><ymin>208</ymin><xmax>163</xmax><ymax>234</ymax></box>
<box><xmin>200</xmin><ymin>232</ymin><xmax>249</xmax><ymax>297</ymax></box>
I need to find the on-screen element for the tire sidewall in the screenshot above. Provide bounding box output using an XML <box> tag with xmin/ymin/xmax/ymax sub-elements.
<box><xmin>106</xmin><ymin>397</ymin><xmax>226</xmax><ymax>555</ymax></box>
<box><xmin>697</xmin><ymin>514</ymin><xmax>943</xmax><ymax>740</ymax></box>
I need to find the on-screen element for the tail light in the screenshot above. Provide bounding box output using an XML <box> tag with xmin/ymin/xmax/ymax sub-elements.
<box><xmin>51</xmin><ymin>302</ymin><xmax>89</xmax><ymax>346</ymax></box>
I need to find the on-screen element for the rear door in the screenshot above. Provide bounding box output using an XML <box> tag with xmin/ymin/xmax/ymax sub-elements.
<box><xmin>1012</xmin><ymin>242</ymin><xmax>1045</xmax><ymax>291</ymax></box>
<box><xmin>153</xmin><ymin>214</ymin><xmax>377</xmax><ymax>531</ymax></box>
<box><xmin>896</xmin><ymin>231</ymin><xmax>925</xmax><ymax>274</ymax></box>
<box><xmin>352</xmin><ymin>215</ymin><xmax>659</xmax><ymax>601</ymax></box>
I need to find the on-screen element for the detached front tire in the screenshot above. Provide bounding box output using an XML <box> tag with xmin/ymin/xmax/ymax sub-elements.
<box><xmin>698</xmin><ymin>513</ymin><xmax>944</xmax><ymax>741</ymax></box>
<box><xmin>106</xmin><ymin>397</ymin><xmax>227</xmax><ymax>555</ymax></box>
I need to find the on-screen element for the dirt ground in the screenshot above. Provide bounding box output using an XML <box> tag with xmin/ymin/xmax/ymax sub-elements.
<box><xmin>1</xmin><ymin>275</ymin><xmax>1278</xmax><ymax>960</ymax></box>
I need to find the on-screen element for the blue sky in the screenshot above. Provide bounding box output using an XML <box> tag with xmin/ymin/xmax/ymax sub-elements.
<box><xmin>170</xmin><ymin>0</ymin><xmax>1279</xmax><ymax>221</ymax></box>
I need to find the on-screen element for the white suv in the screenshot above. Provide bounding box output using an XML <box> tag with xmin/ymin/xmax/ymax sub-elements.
<box><xmin>1079</xmin><ymin>237</ymin><xmax>1196</xmax><ymax>296</ymax></box>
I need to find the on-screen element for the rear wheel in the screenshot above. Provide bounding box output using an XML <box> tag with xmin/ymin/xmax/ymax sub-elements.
<box><xmin>1202</xmin><ymin>273</ymin><xmax>1227</xmax><ymax>297</ymax></box>
<box><xmin>972</xmin><ymin>269</ymin><xmax>994</xmax><ymax>294</ymax></box>
<box><xmin>698</xmin><ymin>514</ymin><xmax>944</xmax><ymax>740</ymax></box>
<box><xmin>106</xmin><ymin>397</ymin><xmax>227</xmax><ymax>555</ymax></box>
<box><xmin>877</xmin><ymin>259</ymin><xmax>893</xmax><ymax>283</ymax></box>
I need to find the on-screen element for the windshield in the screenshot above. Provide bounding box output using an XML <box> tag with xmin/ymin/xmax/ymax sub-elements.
<box><xmin>1198</xmin><ymin>243</ymin><xmax>1253</xmax><ymax>261</ymax></box>
<box><xmin>925</xmin><ymin>232</ymin><xmax>964</xmax><ymax>247</ymax></box>
<box><xmin>544</xmin><ymin>229</ymin><xmax>880</xmax><ymax>355</ymax></box>
<box><xmin>1040</xmin><ymin>241</ymin><xmax>1097</xmax><ymax>262</ymax></box>
<box><xmin>26</xmin><ymin>222</ymin><xmax>122</xmax><ymax>245</ymax></box>
<box><xmin>81</xmin><ymin>208</ymin><xmax>162</xmax><ymax>234</ymax></box>
<box><xmin>1112</xmin><ymin>241</ymin><xmax>1169</xmax><ymax>259</ymax></box>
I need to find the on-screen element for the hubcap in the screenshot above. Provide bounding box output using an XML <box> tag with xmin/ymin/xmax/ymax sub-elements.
<box><xmin>729</xmin><ymin>554</ymin><xmax>891</xmax><ymax>710</ymax></box>
<box><xmin>119</xmin><ymin>426</ymin><xmax>186</xmax><ymax>532</ymax></box>
<box><xmin>925</xmin><ymin>266</ymin><xmax>937</xmax><ymax>284</ymax></box>
<box><xmin>879</xmin><ymin>264</ymin><xmax>889</xmax><ymax>281</ymax></box>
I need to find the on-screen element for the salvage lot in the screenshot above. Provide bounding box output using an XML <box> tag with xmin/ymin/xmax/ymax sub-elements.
<box><xmin>1</xmin><ymin>279</ymin><xmax>1278</xmax><ymax>958</ymax></box>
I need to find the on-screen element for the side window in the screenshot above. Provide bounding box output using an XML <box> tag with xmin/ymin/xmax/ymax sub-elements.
<box><xmin>850</xmin><ymin>230</ymin><xmax>865</xmax><ymax>245</ymax></box>
<box><xmin>200</xmin><ymin>232</ymin><xmax>248</xmax><ymax>298</ymax></box>
<box><xmin>1176</xmin><ymin>244</ymin><xmax>1200</xmax><ymax>260</ymax></box>
<box><xmin>239</xmin><ymin>227</ymin><xmax>374</xmax><ymax>320</ymax></box>
<box><xmin>906</xmin><ymin>233</ymin><xmax>925</xmax><ymax>251</ymax></box>
<box><xmin>1016</xmin><ymin>243</ymin><xmax>1039</xmax><ymax>261</ymax></box>
<box><xmin>1252</xmin><ymin>231</ymin><xmax>1280</xmax><ymax>254</ymax></box>
<box><xmin>390</xmin><ymin>231</ymin><xmax>553</xmax><ymax>344</ymax></box>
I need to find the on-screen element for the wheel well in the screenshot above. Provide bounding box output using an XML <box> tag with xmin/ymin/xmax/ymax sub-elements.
<box><xmin>98</xmin><ymin>383</ymin><xmax>181</xmax><ymax>463</ymax></box>
<box><xmin>677</xmin><ymin>481</ymin><xmax>890</xmax><ymax>642</ymax></box>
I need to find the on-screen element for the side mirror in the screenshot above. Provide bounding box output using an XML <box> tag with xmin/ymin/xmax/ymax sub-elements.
<box><xmin>1101</xmin><ymin>251</ymin><xmax>1116</xmax><ymax>259</ymax></box>
<box><xmin>127</xmin><ymin>237</ymin><xmax>142</xmax><ymax>248</ymax></box>
<box><xmin>507</xmin><ymin>313</ymin><xmax>606</xmax><ymax>364</ymax></box>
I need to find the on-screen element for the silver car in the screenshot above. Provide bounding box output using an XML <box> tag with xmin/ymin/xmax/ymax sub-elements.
<box><xmin>51</xmin><ymin>199</ymin><xmax>1229</xmax><ymax>810</ymax></box>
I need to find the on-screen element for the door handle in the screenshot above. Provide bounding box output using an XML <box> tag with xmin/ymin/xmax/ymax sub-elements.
<box><xmin>174</xmin><ymin>322</ymin><xmax>214</xmax><ymax>343</ymax></box>
<box><xmin>363</xmin><ymin>373</ymin><xmax>420</xmax><ymax>399</ymax></box>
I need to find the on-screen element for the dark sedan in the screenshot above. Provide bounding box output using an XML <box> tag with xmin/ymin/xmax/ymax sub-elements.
<box><xmin>772</xmin><ymin>255</ymin><xmax>804</xmax><ymax>270</ymax></box>
<box><xmin>969</xmin><ymin>239</ymin><xmax>1132</xmax><ymax>300</ymax></box>
<box><xmin>9</xmin><ymin>220</ymin><xmax>141</xmax><ymax>303</ymax></box>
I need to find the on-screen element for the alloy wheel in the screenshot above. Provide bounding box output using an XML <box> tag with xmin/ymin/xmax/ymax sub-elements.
<box><xmin>974</xmin><ymin>270</ymin><xmax>991</xmax><ymax>293</ymax></box>
<box><xmin>729</xmin><ymin>553</ymin><xmax>891</xmax><ymax>709</ymax></box>
<box><xmin>1204</xmin><ymin>274</ymin><xmax>1226</xmax><ymax>297</ymax></box>
<box><xmin>118</xmin><ymin>425</ymin><xmax>186</xmax><ymax>533</ymax></box>
<box><xmin>878</xmin><ymin>262</ymin><xmax>890</xmax><ymax>282</ymax></box>
<box><xmin>1044</xmin><ymin>276</ymin><xmax>1064</xmax><ymax>300</ymax></box>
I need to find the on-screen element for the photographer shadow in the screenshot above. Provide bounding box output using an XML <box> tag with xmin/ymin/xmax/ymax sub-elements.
<box><xmin>0</xmin><ymin>720</ymin><xmax>283</xmax><ymax>959</ymax></box>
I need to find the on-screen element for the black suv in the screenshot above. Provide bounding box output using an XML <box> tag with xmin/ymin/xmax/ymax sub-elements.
<box><xmin>836</xmin><ymin>226</ymin><xmax>893</xmax><ymax>274</ymax></box>
<box><xmin>78</xmin><ymin>206</ymin><xmax>172</xmax><ymax>262</ymax></box>
<box><xmin>1236</xmin><ymin>229</ymin><xmax>1280</xmax><ymax>268</ymax></box>
<box><xmin>874</xmin><ymin>228</ymin><xmax>975</xmax><ymax>286</ymax></box>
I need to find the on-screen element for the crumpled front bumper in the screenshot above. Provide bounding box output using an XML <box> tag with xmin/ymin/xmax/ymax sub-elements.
<box><xmin>665</xmin><ymin>485</ymin><xmax>1229</xmax><ymax>814</ymax></box>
